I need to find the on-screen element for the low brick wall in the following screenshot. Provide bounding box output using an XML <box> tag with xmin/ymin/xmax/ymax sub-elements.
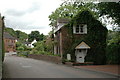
<box><xmin>28</xmin><ymin>54</ymin><xmax>62</xmax><ymax>64</ymax></box>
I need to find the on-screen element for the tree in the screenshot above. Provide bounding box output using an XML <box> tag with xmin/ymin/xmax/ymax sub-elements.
<box><xmin>106</xmin><ymin>30</ymin><xmax>120</xmax><ymax>64</ymax></box>
<box><xmin>4</xmin><ymin>27</ymin><xmax>28</xmax><ymax>42</ymax></box>
<box><xmin>98</xmin><ymin>2</ymin><xmax>120</xmax><ymax>26</ymax></box>
<box><xmin>49</xmin><ymin>1</ymin><xmax>120</xmax><ymax>30</ymax></box>
<box><xmin>28</xmin><ymin>31</ymin><xmax>45</xmax><ymax>42</ymax></box>
<box><xmin>4</xmin><ymin>27</ymin><xmax>17</xmax><ymax>37</ymax></box>
<box><xmin>15</xmin><ymin>30</ymin><xmax>28</xmax><ymax>42</ymax></box>
<box><xmin>48</xmin><ymin>1</ymin><xmax>98</xmax><ymax>27</ymax></box>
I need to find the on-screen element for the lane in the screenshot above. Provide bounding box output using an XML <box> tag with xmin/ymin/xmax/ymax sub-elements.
<box><xmin>3</xmin><ymin>55</ymin><xmax>117</xmax><ymax>78</ymax></box>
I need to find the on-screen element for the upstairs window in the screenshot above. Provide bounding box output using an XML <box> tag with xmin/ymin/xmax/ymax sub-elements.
<box><xmin>73</xmin><ymin>24</ymin><xmax>87</xmax><ymax>34</ymax></box>
<box><xmin>76</xmin><ymin>25</ymin><xmax>79</xmax><ymax>33</ymax></box>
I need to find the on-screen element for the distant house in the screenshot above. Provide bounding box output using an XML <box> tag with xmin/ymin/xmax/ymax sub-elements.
<box><xmin>4</xmin><ymin>32</ymin><xmax>16</xmax><ymax>52</ymax></box>
<box><xmin>31</xmin><ymin>39</ymin><xmax>37</xmax><ymax>48</ymax></box>
<box><xmin>24</xmin><ymin>41</ymin><xmax>31</xmax><ymax>48</ymax></box>
<box><xmin>24</xmin><ymin>39</ymin><xmax>37</xmax><ymax>48</ymax></box>
<box><xmin>54</xmin><ymin>10</ymin><xmax>108</xmax><ymax>64</ymax></box>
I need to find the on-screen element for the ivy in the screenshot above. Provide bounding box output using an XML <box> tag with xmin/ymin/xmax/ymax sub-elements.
<box><xmin>63</xmin><ymin>10</ymin><xmax>108</xmax><ymax>65</ymax></box>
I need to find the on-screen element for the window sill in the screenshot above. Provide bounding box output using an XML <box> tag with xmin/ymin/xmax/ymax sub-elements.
<box><xmin>74</xmin><ymin>33</ymin><xmax>87</xmax><ymax>34</ymax></box>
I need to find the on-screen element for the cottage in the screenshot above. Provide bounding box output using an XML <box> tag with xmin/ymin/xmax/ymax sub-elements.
<box><xmin>54</xmin><ymin>10</ymin><xmax>108</xmax><ymax>64</ymax></box>
<box><xmin>24</xmin><ymin>41</ymin><xmax>31</xmax><ymax>48</ymax></box>
<box><xmin>4</xmin><ymin>32</ymin><xmax>16</xmax><ymax>52</ymax></box>
<box><xmin>24</xmin><ymin>39</ymin><xmax>37</xmax><ymax>48</ymax></box>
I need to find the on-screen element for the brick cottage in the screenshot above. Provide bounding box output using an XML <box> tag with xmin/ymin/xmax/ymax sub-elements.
<box><xmin>4</xmin><ymin>32</ymin><xmax>16</xmax><ymax>52</ymax></box>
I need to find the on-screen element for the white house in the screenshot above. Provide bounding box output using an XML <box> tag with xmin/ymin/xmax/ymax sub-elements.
<box><xmin>24</xmin><ymin>39</ymin><xmax>37</xmax><ymax>48</ymax></box>
<box><xmin>30</xmin><ymin>39</ymin><xmax>37</xmax><ymax>48</ymax></box>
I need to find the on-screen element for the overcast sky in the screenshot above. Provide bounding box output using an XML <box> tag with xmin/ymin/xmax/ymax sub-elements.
<box><xmin>1</xmin><ymin>0</ymin><xmax>118</xmax><ymax>35</ymax></box>
<box><xmin>0</xmin><ymin>0</ymin><xmax>63</xmax><ymax>35</ymax></box>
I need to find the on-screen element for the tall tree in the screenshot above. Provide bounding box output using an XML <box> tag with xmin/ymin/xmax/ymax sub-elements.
<box><xmin>98</xmin><ymin>2</ymin><xmax>120</xmax><ymax>26</ymax></box>
<box><xmin>28</xmin><ymin>31</ymin><xmax>45</xmax><ymax>42</ymax></box>
<box><xmin>49</xmin><ymin>1</ymin><xmax>120</xmax><ymax>30</ymax></box>
<box><xmin>15</xmin><ymin>30</ymin><xmax>28</xmax><ymax>42</ymax></box>
<box><xmin>48</xmin><ymin>1</ymin><xmax>98</xmax><ymax>27</ymax></box>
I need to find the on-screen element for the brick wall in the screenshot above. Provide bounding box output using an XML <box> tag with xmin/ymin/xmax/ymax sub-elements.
<box><xmin>4</xmin><ymin>38</ymin><xmax>16</xmax><ymax>52</ymax></box>
<box><xmin>61</xmin><ymin>27</ymin><xmax>72</xmax><ymax>54</ymax></box>
<box><xmin>28</xmin><ymin>54</ymin><xmax>62</xmax><ymax>64</ymax></box>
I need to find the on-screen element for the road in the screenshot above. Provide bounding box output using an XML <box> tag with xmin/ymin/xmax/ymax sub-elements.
<box><xmin>3</xmin><ymin>54</ymin><xmax>118</xmax><ymax>78</ymax></box>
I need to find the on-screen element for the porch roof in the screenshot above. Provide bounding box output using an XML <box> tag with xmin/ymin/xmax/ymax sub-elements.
<box><xmin>75</xmin><ymin>41</ymin><xmax>90</xmax><ymax>49</ymax></box>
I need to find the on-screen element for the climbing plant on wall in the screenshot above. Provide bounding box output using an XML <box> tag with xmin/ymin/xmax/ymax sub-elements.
<box><xmin>62</xmin><ymin>10</ymin><xmax>108</xmax><ymax>65</ymax></box>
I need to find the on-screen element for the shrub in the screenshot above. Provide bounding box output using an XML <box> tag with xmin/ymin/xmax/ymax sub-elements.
<box><xmin>106</xmin><ymin>43</ymin><xmax>120</xmax><ymax>64</ymax></box>
<box><xmin>17</xmin><ymin>46</ymin><xmax>24</xmax><ymax>51</ymax></box>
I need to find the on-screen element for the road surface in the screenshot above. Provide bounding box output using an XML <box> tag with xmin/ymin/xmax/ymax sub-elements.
<box><xmin>3</xmin><ymin>54</ymin><xmax>118</xmax><ymax>78</ymax></box>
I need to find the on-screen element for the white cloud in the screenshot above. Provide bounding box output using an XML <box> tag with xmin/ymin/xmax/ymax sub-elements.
<box><xmin>0</xmin><ymin>0</ymin><xmax>63</xmax><ymax>35</ymax></box>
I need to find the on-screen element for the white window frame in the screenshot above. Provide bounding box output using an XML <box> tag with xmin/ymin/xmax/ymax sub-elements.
<box><xmin>73</xmin><ymin>24</ymin><xmax>87</xmax><ymax>34</ymax></box>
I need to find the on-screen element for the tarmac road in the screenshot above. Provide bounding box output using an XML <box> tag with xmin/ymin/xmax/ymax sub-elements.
<box><xmin>2</xmin><ymin>54</ymin><xmax>118</xmax><ymax>78</ymax></box>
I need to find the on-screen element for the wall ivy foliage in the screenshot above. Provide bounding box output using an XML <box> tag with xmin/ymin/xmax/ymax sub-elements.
<box><xmin>63</xmin><ymin>10</ymin><xmax>108</xmax><ymax>65</ymax></box>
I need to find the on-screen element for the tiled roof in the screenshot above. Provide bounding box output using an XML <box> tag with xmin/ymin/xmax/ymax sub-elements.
<box><xmin>57</xmin><ymin>18</ymin><xmax>70</xmax><ymax>23</ymax></box>
<box><xmin>4</xmin><ymin>32</ymin><xmax>16</xmax><ymax>40</ymax></box>
<box><xmin>24</xmin><ymin>41</ymin><xmax>31</xmax><ymax>44</ymax></box>
<box><xmin>75</xmin><ymin>41</ymin><xmax>90</xmax><ymax>49</ymax></box>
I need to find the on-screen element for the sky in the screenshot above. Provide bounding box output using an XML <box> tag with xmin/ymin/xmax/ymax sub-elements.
<box><xmin>0</xmin><ymin>0</ymin><xmax>63</xmax><ymax>35</ymax></box>
<box><xmin>0</xmin><ymin>0</ymin><xmax>118</xmax><ymax>35</ymax></box>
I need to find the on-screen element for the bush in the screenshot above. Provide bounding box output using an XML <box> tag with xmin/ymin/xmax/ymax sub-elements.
<box><xmin>106</xmin><ymin>31</ymin><xmax>120</xmax><ymax>64</ymax></box>
<box><xmin>17</xmin><ymin>46</ymin><xmax>24</xmax><ymax>51</ymax></box>
<box><xmin>106</xmin><ymin>43</ymin><xmax>120</xmax><ymax>64</ymax></box>
<box><xmin>17</xmin><ymin>51</ymin><xmax>29</xmax><ymax>57</ymax></box>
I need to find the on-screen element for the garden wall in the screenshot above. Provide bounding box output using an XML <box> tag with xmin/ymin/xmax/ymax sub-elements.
<box><xmin>28</xmin><ymin>54</ymin><xmax>62</xmax><ymax>64</ymax></box>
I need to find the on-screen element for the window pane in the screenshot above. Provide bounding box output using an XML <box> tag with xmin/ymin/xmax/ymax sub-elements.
<box><xmin>80</xmin><ymin>25</ymin><xmax>83</xmax><ymax>33</ymax></box>
<box><xmin>76</xmin><ymin>25</ymin><xmax>79</xmax><ymax>33</ymax></box>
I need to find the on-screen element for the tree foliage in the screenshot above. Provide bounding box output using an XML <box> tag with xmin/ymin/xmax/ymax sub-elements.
<box><xmin>28</xmin><ymin>31</ymin><xmax>45</xmax><ymax>42</ymax></box>
<box><xmin>30</xmin><ymin>41</ymin><xmax>53</xmax><ymax>55</ymax></box>
<box><xmin>49</xmin><ymin>1</ymin><xmax>120</xmax><ymax>29</ymax></box>
<box><xmin>4</xmin><ymin>27</ymin><xmax>17</xmax><ymax>37</ymax></box>
<box><xmin>97</xmin><ymin>2</ymin><xmax>120</xmax><ymax>26</ymax></box>
<box><xmin>15</xmin><ymin>30</ymin><xmax>28</xmax><ymax>42</ymax></box>
<box><xmin>4</xmin><ymin>27</ymin><xmax>28</xmax><ymax>42</ymax></box>
<box><xmin>49</xmin><ymin>1</ymin><xmax>98</xmax><ymax>27</ymax></box>
<box><xmin>106</xmin><ymin>30</ymin><xmax>120</xmax><ymax>64</ymax></box>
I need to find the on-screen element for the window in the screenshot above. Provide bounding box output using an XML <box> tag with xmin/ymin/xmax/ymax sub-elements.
<box><xmin>73</xmin><ymin>24</ymin><xmax>87</xmax><ymax>34</ymax></box>
<box><xmin>79</xmin><ymin>57</ymin><xmax>82</xmax><ymax>58</ymax></box>
<box><xmin>80</xmin><ymin>25</ymin><xmax>83</xmax><ymax>33</ymax></box>
<box><xmin>76</xmin><ymin>25</ymin><xmax>79</xmax><ymax>33</ymax></box>
<box><xmin>79</xmin><ymin>49</ymin><xmax>81</xmax><ymax>52</ymax></box>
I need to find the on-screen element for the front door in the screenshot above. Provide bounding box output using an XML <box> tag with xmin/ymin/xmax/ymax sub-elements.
<box><xmin>76</xmin><ymin>49</ymin><xmax>86</xmax><ymax>63</ymax></box>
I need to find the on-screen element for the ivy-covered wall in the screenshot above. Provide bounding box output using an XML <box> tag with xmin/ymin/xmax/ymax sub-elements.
<box><xmin>62</xmin><ymin>10</ymin><xmax>108</xmax><ymax>65</ymax></box>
